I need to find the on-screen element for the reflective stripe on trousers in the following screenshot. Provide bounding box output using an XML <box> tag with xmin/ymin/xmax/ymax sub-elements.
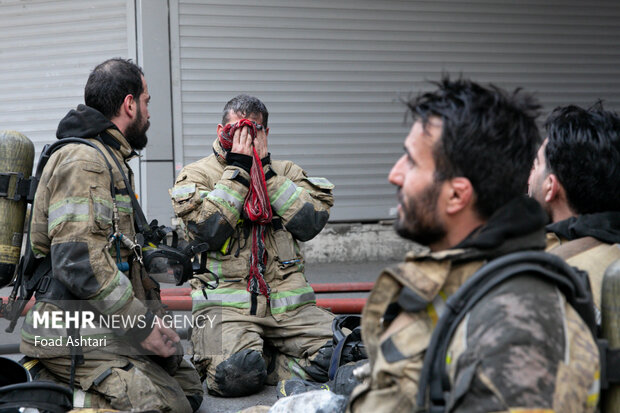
<box><xmin>191</xmin><ymin>285</ymin><xmax>316</xmax><ymax>314</ymax></box>
<box><xmin>191</xmin><ymin>288</ymin><xmax>251</xmax><ymax>311</ymax></box>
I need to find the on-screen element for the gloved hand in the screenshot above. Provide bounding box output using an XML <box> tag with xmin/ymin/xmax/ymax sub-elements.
<box><xmin>149</xmin><ymin>340</ymin><xmax>184</xmax><ymax>376</ymax></box>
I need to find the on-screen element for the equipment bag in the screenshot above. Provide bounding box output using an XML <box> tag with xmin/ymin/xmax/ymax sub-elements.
<box><xmin>328</xmin><ymin>315</ymin><xmax>368</xmax><ymax>381</ymax></box>
<box><xmin>0</xmin><ymin>381</ymin><xmax>73</xmax><ymax>413</ymax></box>
<box><xmin>0</xmin><ymin>356</ymin><xmax>72</xmax><ymax>413</ymax></box>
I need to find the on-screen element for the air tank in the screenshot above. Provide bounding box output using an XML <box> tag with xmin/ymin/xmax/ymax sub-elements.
<box><xmin>0</xmin><ymin>130</ymin><xmax>34</xmax><ymax>287</ymax></box>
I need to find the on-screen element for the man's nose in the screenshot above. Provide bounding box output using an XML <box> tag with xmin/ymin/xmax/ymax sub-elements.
<box><xmin>388</xmin><ymin>155</ymin><xmax>406</xmax><ymax>186</ymax></box>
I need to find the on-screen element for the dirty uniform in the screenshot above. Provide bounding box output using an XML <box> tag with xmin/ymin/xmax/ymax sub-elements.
<box><xmin>348</xmin><ymin>196</ymin><xmax>600</xmax><ymax>413</ymax></box>
<box><xmin>171</xmin><ymin>138</ymin><xmax>335</xmax><ymax>396</ymax></box>
<box><xmin>546</xmin><ymin>212</ymin><xmax>620</xmax><ymax>311</ymax></box>
<box><xmin>20</xmin><ymin>104</ymin><xmax>202</xmax><ymax>412</ymax></box>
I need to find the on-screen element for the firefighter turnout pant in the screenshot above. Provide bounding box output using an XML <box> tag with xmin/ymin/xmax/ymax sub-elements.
<box><xmin>191</xmin><ymin>304</ymin><xmax>335</xmax><ymax>397</ymax></box>
<box><xmin>35</xmin><ymin>353</ymin><xmax>203</xmax><ymax>412</ymax></box>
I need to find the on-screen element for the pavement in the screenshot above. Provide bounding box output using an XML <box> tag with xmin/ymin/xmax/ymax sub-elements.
<box><xmin>0</xmin><ymin>259</ymin><xmax>398</xmax><ymax>413</ymax></box>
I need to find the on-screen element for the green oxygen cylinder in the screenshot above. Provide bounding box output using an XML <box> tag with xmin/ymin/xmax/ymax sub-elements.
<box><xmin>602</xmin><ymin>259</ymin><xmax>620</xmax><ymax>412</ymax></box>
<box><xmin>0</xmin><ymin>130</ymin><xmax>34</xmax><ymax>287</ymax></box>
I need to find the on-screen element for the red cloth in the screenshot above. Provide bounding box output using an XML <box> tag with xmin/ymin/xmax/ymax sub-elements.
<box><xmin>219</xmin><ymin>119</ymin><xmax>272</xmax><ymax>297</ymax></box>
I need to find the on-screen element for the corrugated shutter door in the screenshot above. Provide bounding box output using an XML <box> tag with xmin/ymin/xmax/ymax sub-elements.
<box><xmin>0</xmin><ymin>0</ymin><xmax>131</xmax><ymax>161</ymax></box>
<box><xmin>174</xmin><ymin>0</ymin><xmax>620</xmax><ymax>221</ymax></box>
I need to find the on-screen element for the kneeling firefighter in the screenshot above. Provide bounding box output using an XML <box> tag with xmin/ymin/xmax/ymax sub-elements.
<box><xmin>0</xmin><ymin>91</ymin><xmax>205</xmax><ymax>411</ymax></box>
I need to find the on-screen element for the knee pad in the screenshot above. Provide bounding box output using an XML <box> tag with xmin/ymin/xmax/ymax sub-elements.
<box><xmin>214</xmin><ymin>349</ymin><xmax>267</xmax><ymax>397</ymax></box>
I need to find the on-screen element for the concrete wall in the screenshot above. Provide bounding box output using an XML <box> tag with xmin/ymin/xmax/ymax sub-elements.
<box><xmin>300</xmin><ymin>221</ymin><xmax>424</xmax><ymax>264</ymax></box>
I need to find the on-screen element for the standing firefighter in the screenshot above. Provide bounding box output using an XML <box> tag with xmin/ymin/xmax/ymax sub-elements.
<box><xmin>170</xmin><ymin>95</ymin><xmax>335</xmax><ymax>396</ymax></box>
<box><xmin>346</xmin><ymin>78</ymin><xmax>600</xmax><ymax>412</ymax></box>
<box><xmin>19</xmin><ymin>58</ymin><xmax>203</xmax><ymax>412</ymax></box>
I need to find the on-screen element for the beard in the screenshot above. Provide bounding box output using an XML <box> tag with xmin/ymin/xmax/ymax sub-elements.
<box><xmin>394</xmin><ymin>180</ymin><xmax>446</xmax><ymax>246</ymax></box>
<box><xmin>125</xmin><ymin>108</ymin><xmax>149</xmax><ymax>150</ymax></box>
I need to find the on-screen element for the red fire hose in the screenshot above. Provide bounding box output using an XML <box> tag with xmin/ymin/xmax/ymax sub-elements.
<box><xmin>160</xmin><ymin>282</ymin><xmax>374</xmax><ymax>297</ymax></box>
<box><xmin>161</xmin><ymin>296</ymin><xmax>366</xmax><ymax>314</ymax></box>
<box><xmin>2</xmin><ymin>282</ymin><xmax>373</xmax><ymax>317</ymax></box>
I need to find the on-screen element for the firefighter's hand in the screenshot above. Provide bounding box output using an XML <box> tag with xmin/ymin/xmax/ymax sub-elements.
<box><xmin>254</xmin><ymin>126</ymin><xmax>268</xmax><ymax>159</ymax></box>
<box><xmin>140</xmin><ymin>317</ymin><xmax>180</xmax><ymax>357</ymax></box>
<box><xmin>231</xmin><ymin>125</ymin><xmax>253</xmax><ymax>156</ymax></box>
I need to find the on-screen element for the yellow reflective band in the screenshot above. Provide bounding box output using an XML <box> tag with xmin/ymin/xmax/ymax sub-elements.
<box><xmin>171</xmin><ymin>183</ymin><xmax>196</xmax><ymax>199</ymax></box>
<box><xmin>587</xmin><ymin>392</ymin><xmax>599</xmax><ymax>407</ymax></box>
<box><xmin>587</xmin><ymin>370</ymin><xmax>600</xmax><ymax>407</ymax></box>
<box><xmin>23</xmin><ymin>358</ymin><xmax>39</xmax><ymax>370</ymax></box>
<box><xmin>219</xmin><ymin>219</ymin><xmax>242</xmax><ymax>254</ymax></box>
<box><xmin>220</xmin><ymin>237</ymin><xmax>231</xmax><ymax>254</ymax></box>
<box><xmin>427</xmin><ymin>303</ymin><xmax>438</xmax><ymax>325</ymax></box>
<box><xmin>307</xmin><ymin>176</ymin><xmax>334</xmax><ymax>190</ymax></box>
<box><xmin>426</xmin><ymin>290</ymin><xmax>448</xmax><ymax>326</ymax></box>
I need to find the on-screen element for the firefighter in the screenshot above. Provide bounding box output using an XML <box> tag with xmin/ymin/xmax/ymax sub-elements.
<box><xmin>347</xmin><ymin>78</ymin><xmax>600</xmax><ymax>412</ymax></box>
<box><xmin>170</xmin><ymin>95</ymin><xmax>336</xmax><ymax>397</ymax></box>
<box><xmin>528</xmin><ymin>103</ymin><xmax>620</xmax><ymax>311</ymax></box>
<box><xmin>20</xmin><ymin>58</ymin><xmax>203</xmax><ymax>412</ymax></box>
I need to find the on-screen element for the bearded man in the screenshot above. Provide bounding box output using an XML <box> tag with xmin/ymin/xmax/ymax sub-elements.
<box><xmin>20</xmin><ymin>58</ymin><xmax>203</xmax><ymax>412</ymax></box>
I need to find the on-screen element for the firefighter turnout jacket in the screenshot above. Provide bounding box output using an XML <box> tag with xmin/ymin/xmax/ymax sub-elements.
<box><xmin>171</xmin><ymin>138</ymin><xmax>334</xmax><ymax>318</ymax></box>
<box><xmin>348</xmin><ymin>196</ymin><xmax>600</xmax><ymax>413</ymax></box>
<box><xmin>21</xmin><ymin>105</ymin><xmax>158</xmax><ymax>357</ymax></box>
<box><xmin>546</xmin><ymin>211</ymin><xmax>620</xmax><ymax>311</ymax></box>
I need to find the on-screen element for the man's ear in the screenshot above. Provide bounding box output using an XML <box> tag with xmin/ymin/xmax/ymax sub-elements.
<box><xmin>122</xmin><ymin>94</ymin><xmax>136</xmax><ymax>119</ymax></box>
<box><xmin>445</xmin><ymin>177</ymin><xmax>474</xmax><ymax>215</ymax></box>
<box><xmin>264</xmin><ymin>127</ymin><xmax>270</xmax><ymax>137</ymax></box>
<box><xmin>216</xmin><ymin>124</ymin><xmax>224</xmax><ymax>139</ymax></box>
<box><xmin>544</xmin><ymin>173</ymin><xmax>562</xmax><ymax>203</ymax></box>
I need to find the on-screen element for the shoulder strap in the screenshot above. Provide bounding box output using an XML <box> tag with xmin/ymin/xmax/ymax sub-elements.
<box><xmin>25</xmin><ymin>137</ymin><xmax>116</xmax><ymax>261</ymax></box>
<box><xmin>551</xmin><ymin>236</ymin><xmax>602</xmax><ymax>260</ymax></box>
<box><xmin>94</xmin><ymin>136</ymin><xmax>210</xmax><ymax>284</ymax></box>
<box><xmin>94</xmin><ymin>137</ymin><xmax>154</xmax><ymax>244</ymax></box>
<box><xmin>34</xmin><ymin>138</ymin><xmax>115</xmax><ymax>193</ymax></box>
<box><xmin>415</xmin><ymin>250</ymin><xmax>596</xmax><ymax>413</ymax></box>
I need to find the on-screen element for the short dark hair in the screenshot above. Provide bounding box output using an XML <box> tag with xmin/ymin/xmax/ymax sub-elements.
<box><xmin>545</xmin><ymin>103</ymin><xmax>620</xmax><ymax>214</ymax></box>
<box><xmin>84</xmin><ymin>58</ymin><xmax>144</xmax><ymax>119</ymax></box>
<box><xmin>408</xmin><ymin>77</ymin><xmax>541</xmax><ymax>219</ymax></box>
<box><xmin>222</xmin><ymin>94</ymin><xmax>269</xmax><ymax>128</ymax></box>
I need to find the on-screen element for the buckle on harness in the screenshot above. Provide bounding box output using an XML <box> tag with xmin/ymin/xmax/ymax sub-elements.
<box><xmin>37</xmin><ymin>276</ymin><xmax>51</xmax><ymax>294</ymax></box>
<box><xmin>0</xmin><ymin>172</ymin><xmax>37</xmax><ymax>202</ymax></box>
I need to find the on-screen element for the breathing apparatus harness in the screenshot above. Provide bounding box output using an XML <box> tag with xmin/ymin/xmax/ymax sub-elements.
<box><xmin>95</xmin><ymin>136</ymin><xmax>208</xmax><ymax>281</ymax></box>
<box><xmin>415</xmin><ymin>251</ymin><xmax>620</xmax><ymax>412</ymax></box>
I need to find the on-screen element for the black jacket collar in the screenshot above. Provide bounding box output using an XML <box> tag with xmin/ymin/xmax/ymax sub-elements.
<box><xmin>547</xmin><ymin>212</ymin><xmax>620</xmax><ymax>245</ymax></box>
<box><xmin>56</xmin><ymin>104</ymin><xmax>134</xmax><ymax>159</ymax></box>
<box><xmin>453</xmin><ymin>196</ymin><xmax>548</xmax><ymax>260</ymax></box>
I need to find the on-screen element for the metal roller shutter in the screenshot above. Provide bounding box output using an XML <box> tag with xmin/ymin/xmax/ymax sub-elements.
<box><xmin>172</xmin><ymin>0</ymin><xmax>620</xmax><ymax>221</ymax></box>
<box><xmin>0</xmin><ymin>0</ymin><xmax>132</xmax><ymax>162</ymax></box>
